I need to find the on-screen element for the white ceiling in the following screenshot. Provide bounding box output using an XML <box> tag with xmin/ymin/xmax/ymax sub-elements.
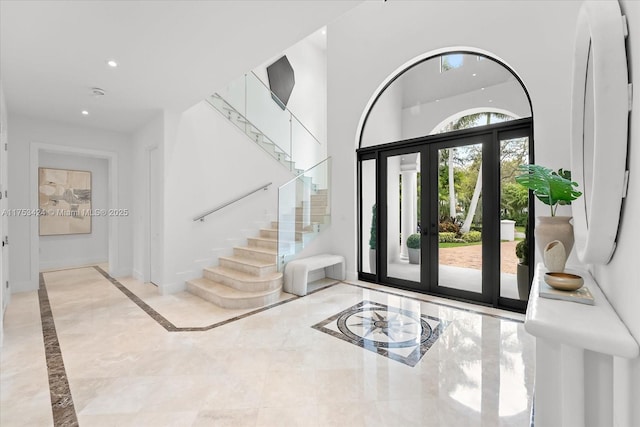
<box><xmin>400</xmin><ymin>53</ymin><xmax>515</xmax><ymax>108</ymax></box>
<box><xmin>0</xmin><ymin>0</ymin><xmax>360</xmax><ymax>133</ymax></box>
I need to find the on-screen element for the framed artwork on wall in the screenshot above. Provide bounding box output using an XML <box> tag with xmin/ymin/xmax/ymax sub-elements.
<box><xmin>38</xmin><ymin>167</ymin><xmax>92</xmax><ymax>236</ymax></box>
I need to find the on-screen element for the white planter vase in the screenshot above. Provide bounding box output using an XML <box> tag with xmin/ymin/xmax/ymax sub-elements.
<box><xmin>517</xmin><ymin>263</ymin><xmax>530</xmax><ymax>300</ymax></box>
<box><xmin>535</xmin><ymin>216</ymin><xmax>574</xmax><ymax>258</ymax></box>
<box><xmin>408</xmin><ymin>248</ymin><xmax>420</xmax><ymax>264</ymax></box>
<box><xmin>369</xmin><ymin>249</ymin><xmax>376</xmax><ymax>274</ymax></box>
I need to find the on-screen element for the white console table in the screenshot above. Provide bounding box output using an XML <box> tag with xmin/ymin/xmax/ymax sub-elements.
<box><xmin>525</xmin><ymin>263</ymin><xmax>639</xmax><ymax>427</ymax></box>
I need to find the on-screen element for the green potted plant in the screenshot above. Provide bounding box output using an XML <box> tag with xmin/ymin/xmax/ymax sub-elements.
<box><xmin>406</xmin><ymin>233</ymin><xmax>421</xmax><ymax>264</ymax></box>
<box><xmin>515</xmin><ymin>230</ymin><xmax>529</xmax><ymax>300</ymax></box>
<box><xmin>369</xmin><ymin>204</ymin><xmax>376</xmax><ymax>273</ymax></box>
<box><xmin>515</xmin><ymin>164</ymin><xmax>582</xmax><ymax>257</ymax></box>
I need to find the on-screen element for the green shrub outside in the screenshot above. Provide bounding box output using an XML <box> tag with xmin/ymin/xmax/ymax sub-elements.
<box><xmin>461</xmin><ymin>231</ymin><xmax>482</xmax><ymax>243</ymax></box>
<box><xmin>438</xmin><ymin>232</ymin><xmax>457</xmax><ymax>243</ymax></box>
<box><xmin>406</xmin><ymin>233</ymin><xmax>421</xmax><ymax>249</ymax></box>
<box><xmin>516</xmin><ymin>239</ymin><xmax>528</xmax><ymax>265</ymax></box>
<box><xmin>504</xmin><ymin>212</ymin><xmax>528</xmax><ymax>227</ymax></box>
<box><xmin>369</xmin><ymin>204</ymin><xmax>376</xmax><ymax>250</ymax></box>
<box><xmin>438</xmin><ymin>222</ymin><xmax>460</xmax><ymax>233</ymax></box>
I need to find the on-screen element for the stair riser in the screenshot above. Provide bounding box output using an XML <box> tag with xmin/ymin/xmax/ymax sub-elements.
<box><xmin>294</xmin><ymin>213</ymin><xmax>329</xmax><ymax>221</ymax></box>
<box><xmin>219</xmin><ymin>258</ymin><xmax>277</xmax><ymax>277</ymax></box>
<box><xmin>260</xmin><ymin>229</ymin><xmax>278</xmax><ymax>239</ymax></box>
<box><xmin>311</xmin><ymin>196</ymin><xmax>328</xmax><ymax>204</ymax></box>
<box><xmin>233</xmin><ymin>247</ymin><xmax>277</xmax><ymax>263</ymax></box>
<box><xmin>261</xmin><ymin>229</ymin><xmax>309</xmax><ymax>242</ymax></box>
<box><xmin>203</xmin><ymin>269</ymin><xmax>281</xmax><ymax>292</ymax></box>
<box><xmin>279</xmin><ymin>214</ymin><xmax>328</xmax><ymax>223</ymax></box>
<box><xmin>270</xmin><ymin>221</ymin><xmax>317</xmax><ymax>232</ymax></box>
<box><xmin>247</xmin><ymin>238</ymin><xmax>277</xmax><ymax>251</ymax></box>
<box><xmin>187</xmin><ymin>281</ymin><xmax>282</xmax><ymax>309</ymax></box>
<box><xmin>296</xmin><ymin>207</ymin><xmax>329</xmax><ymax>215</ymax></box>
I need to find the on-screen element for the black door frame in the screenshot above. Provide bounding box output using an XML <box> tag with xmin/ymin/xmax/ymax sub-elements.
<box><xmin>357</xmin><ymin>117</ymin><xmax>534</xmax><ymax>312</ymax></box>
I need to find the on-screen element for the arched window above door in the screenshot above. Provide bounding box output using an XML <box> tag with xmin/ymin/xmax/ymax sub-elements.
<box><xmin>360</xmin><ymin>52</ymin><xmax>532</xmax><ymax>148</ymax></box>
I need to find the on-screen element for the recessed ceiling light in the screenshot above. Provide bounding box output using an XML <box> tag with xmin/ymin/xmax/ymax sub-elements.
<box><xmin>472</xmin><ymin>73</ymin><xmax>477</xmax><ymax>77</ymax></box>
<box><xmin>435</xmin><ymin>99</ymin><xmax>440</xmax><ymax>102</ymax></box>
<box><xmin>107</xmin><ymin>60</ymin><xmax>118</xmax><ymax>68</ymax></box>
<box><xmin>81</xmin><ymin>110</ymin><xmax>89</xmax><ymax>116</ymax></box>
<box><xmin>481</xmin><ymin>87</ymin><xmax>485</xmax><ymax>91</ymax></box>
<box><xmin>488</xmin><ymin>100</ymin><xmax>493</xmax><ymax>103</ymax></box>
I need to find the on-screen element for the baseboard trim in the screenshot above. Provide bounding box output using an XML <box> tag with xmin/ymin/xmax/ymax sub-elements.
<box><xmin>12</xmin><ymin>280</ymin><xmax>38</xmax><ymax>293</ymax></box>
<box><xmin>132</xmin><ymin>269</ymin><xmax>144</xmax><ymax>282</ymax></box>
<box><xmin>346</xmin><ymin>271</ymin><xmax>358</xmax><ymax>282</ymax></box>
<box><xmin>161</xmin><ymin>281</ymin><xmax>186</xmax><ymax>295</ymax></box>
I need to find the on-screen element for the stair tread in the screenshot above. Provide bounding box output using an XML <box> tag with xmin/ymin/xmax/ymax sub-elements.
<box><xmin>249</xmin><ymin>236</ymin><xmax>278</xmax><ymax>243</ymax></box>
<box><xmin>236</xmin><ymin>245</ymin><xmax>277</xmax><ymax>255</ymax></box>
<box><xmin>188</xmin><ymin>278</ymin><xmax>281</xmax><ymax>299</ymax></box>
<box><xmin>205</xmin><ymin>265</ymin><xmax>282</xmax><ymax>282</ymax></box>
<box><xmin>273</xmin><ymin>221</ymin><xmax>320</xmax><ymax>224</ymax></box>
<box><xmin>219</xmin><ymin>255</ymin><xmax>275</xmax><ymax>268</ymax></box>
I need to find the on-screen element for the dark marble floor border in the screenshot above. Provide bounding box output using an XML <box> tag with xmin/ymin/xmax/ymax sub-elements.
<box><xmin>38</xmin><ymin>273</ymin><xmax>79</xmax><ymax>427</ymax></box>
<box><xmin>44</xmin><ymin>266</ymin><xmax>522</xmax><ymax>336</ymax></box>
<box><xmin>92</xmin><ymin>266</ymin><xmax>339</xmax><ymax>332</ymax></box>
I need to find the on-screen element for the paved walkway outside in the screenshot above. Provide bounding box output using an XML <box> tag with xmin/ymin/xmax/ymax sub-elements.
<box><xmin>439</xmin><ymin>241</ymin><xmax>519</xmax><ymax>274</ymax></box>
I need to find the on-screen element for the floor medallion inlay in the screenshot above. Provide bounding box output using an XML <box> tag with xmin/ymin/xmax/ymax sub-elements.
<box><xmin>312</xmin><ymin>300</ymin><xmax>449</xmax><ymax>367</ymax></box>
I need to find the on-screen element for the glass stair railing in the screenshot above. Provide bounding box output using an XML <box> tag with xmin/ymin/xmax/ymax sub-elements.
<box><xmin>206</xmin><ymin>71</ymin><xmax>325</xmax><ymax>175</ymax></box>
<box><xmin>277</xmin><ymin>157</ymin><xmax>331</xmax><ymax>271</ymax></box>
<box><xmin>206</xmin><ymin>70</ymin><xmax>330</xmax><ymax>270</ymax></box>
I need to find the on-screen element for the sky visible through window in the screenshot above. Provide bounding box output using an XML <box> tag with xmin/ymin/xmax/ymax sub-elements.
<box><xmin>441</xmin><ymin>54</ymin><xmax>464</xmax><ymax>72</ymax></box>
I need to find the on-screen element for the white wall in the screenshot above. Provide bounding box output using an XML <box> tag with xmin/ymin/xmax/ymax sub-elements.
<box><xmin>361</xmin><ymin>80</ymin><xmax>403</xmax><ymax>147</ymax></box>
<box><xmin>254</xmin><ymin>30</ymin><xmax>328</xmax><ymax>170</ymax></box>
<box><xmin>131</xmin><ymin>113</ymin><xmax>165</xmax><ymax>282</ymax></box>
<box><xmin>160</xmin><ymin>102</ymin><xmax>293</xmax><ymax>293</ymax></box>
<box><xmin>7</xmin><ymin>115</ymin><xmax>133</xmax><ymax>292</ymax></box>
<box><xmin>591</xmin><ymin>1</ymin><xmax>640</xmax><ymax>423</ymax></box>
<box><xmin>0</xmin><ymin>80</ymin><xmax>8</xmax><ymax>345</ymax></box>
<box><xmin>38</xmin><ymin>152</ymin><xmax>108</xmax><ymax>270</ymax></box>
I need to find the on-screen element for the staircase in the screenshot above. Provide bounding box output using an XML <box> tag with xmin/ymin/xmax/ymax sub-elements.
<box><xmin>186</xmin><ymin>71</ymin><xmax>330</xmax><ymax>309</ymax></box>
<box><xmin>186</xmin><ymin>188</ymin><xmax>329</xmax><ymax>309</ymax></box>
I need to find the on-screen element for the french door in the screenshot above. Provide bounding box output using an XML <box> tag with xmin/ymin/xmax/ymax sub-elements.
<box><xmin>358</xmin><ymin>119</ymin><xmax>533</xmax><ymax>311</ymax></box>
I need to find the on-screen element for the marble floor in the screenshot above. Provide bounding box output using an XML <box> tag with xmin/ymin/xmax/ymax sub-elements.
<box><xmin>1</xmin><ymin>266</ymin><xmax>535</xmax><ymax>426</ymax></box>
<box><xmin>387</xmin><ymin>262</ymin><xmax>522</xmax><ymax>300</ymax></box>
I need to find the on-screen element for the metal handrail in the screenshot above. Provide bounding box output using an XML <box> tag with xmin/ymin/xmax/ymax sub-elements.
<box><xmin>248</xmin><ymin>71</ymin><xmax>322</xmax><ymax>145</ymax></box>
<box><xmin>208</xmin><ymin>94</ymin><xmax>291</xmax><ymax>158</ymax></box>
<box><xmin>193</xmin><ymin>182</ymin><xmax>272</xmax><ymax>222</ymax></box>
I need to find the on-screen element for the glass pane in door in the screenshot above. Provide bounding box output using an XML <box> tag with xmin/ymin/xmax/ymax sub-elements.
<box><xmin>437</xmin><ymin>144</ymin><xmax>483</xmax><ymax>293</ymax></box>
<box><xmin>386</xmin><ymin>152</ymin><xmax>421</xmax><ymax>282</ymax></box>
<box><xmin>499</xmin><ymin>137</ymin><xmax>530</xmax><ymax>300</ymax></box>
<box><xmin>361</xmin><ymin>159</ymin><xmax>377</xmax><ymax>274</ymax></box>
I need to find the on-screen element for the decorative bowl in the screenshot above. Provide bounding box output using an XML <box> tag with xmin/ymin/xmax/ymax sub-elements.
<box><xmin>544</xmin><ymin>272</ymin><xmax>584</xmax><ymax>291</ymax></box>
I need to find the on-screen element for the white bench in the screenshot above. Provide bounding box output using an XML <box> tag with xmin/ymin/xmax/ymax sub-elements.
<box><xmin>283</xmin><ymin>254</ymin><xmax>346</xmax><ymax>296</ymax></box>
